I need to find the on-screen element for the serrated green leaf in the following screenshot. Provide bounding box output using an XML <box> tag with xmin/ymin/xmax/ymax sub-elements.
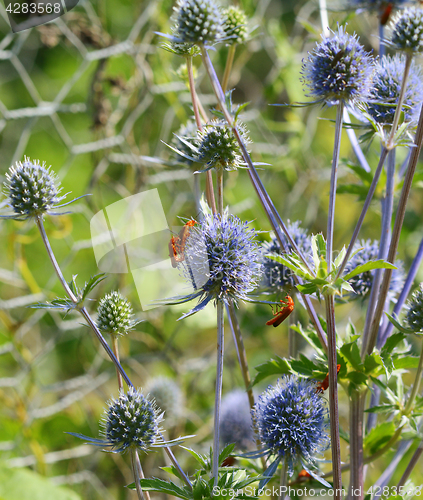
<box><xmin>343</xmin><ymin>260</ymin><xmax>396</xmax><ymax>281</ymax></box>
<box><xmin>252</xmin><ymin>357</ymin><xmax>291</xmax><ymax>386</ymax></box>
<box><xmin>137</xmin><ymin>478</ymin><xmax>191</xmax><ymax>499</ymax></box>
<box><xmin>363</xmin><ymin>353</ymin><xmax>383</xmax><ymax>374</ymax></box>
<box><xmin>296</xmin><ymin>283</ymin><xmax>318</xmax><ymax>295</ymax></box>
<box><xmin>363</xmin><ymin>422</ymin><xmax>396</xmax><ymax>455</ymax></box>
<box><xmin>394</xmin><ymin>356</ymin><xmax>420</xmax><ymax>370</ymax></box>
<box><xmin>382</xmin><ymin>332</ymin><xmax>407</xmax><ymax>354</ymax></box>
<box><xmin>364</xmin><ymin>404</ymin><xmax>398</xmax><ymax>414</ymax></box>
<box><xmin>340</xmin><ymin>341</ymin><xmax>363</xmax><ymax>371</ymax></box>
<box><xmin>347</xmin><ymin>164</ymin><xmax>373</xmax><ymax>184</ymax></box>
<box><xmin>180</xmin><ymin>447</ymin><xmax>207</xmax><ymax>468</ymax></box>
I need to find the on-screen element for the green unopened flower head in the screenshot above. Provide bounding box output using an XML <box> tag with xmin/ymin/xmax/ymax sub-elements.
<box><xmin>2</xmin><ymin>158</ymin><xmax>67</xmax><ymax>220</ymax></box>
<box><xmin>407</xmin><ymin>283</ymin><xmax>423</xmax><ymax>332</ymax></box>
<box><xmin>173</xmin><ymin>0</ymin><xmax>224</xmax><ymax>46</ymax></box>
<box><xmin>389</xmin><ymin>7</ymin><xmax>423</xmax><ymax>53</ymax></box>
<box><xmin>103</xmin><ymin>388</ymin><xmax>162</xmax><ymax>453</ymax></box>
<box><xmin>223</xmin><ymin>6</ymin><xmax>248</xmax><ymax>45</ymax></box>
<box><xmin>96</xmin><ymin>291</ymin><xmax>138</xmax><ymax>335</ymax></box>
<box><xmin>196</xmin><ymin>120</ymin><xmax>249</xmax><ymax>171</ymax></box>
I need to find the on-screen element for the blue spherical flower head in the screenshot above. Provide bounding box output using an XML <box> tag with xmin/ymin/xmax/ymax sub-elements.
<box><xmin>366</xmin><ymin>55</ymin><xmax>423</xmax><ymax>127</ymax></box>
<box><xmin>179</xmin><ymin>209</ymin><xmax>263</xmax><ymax>316</ymax></box>
<box><xmin>102</xmin><ymin>387</ymin><xmax>163</xmax><ymax>453</ymax></box>
<box><xmin>220</xmin><ymin>389</ymin><xmax>255</xmax><ymax>451</ymax></box>
<box><xmin>389</xmin><ymin>7</ymin><xmax>423</xmax><ymax>53</ymax></box>
<box><xmin>343</xmin><ymin>239</ymin><xmax>405</xmax><ymax>300</ymax></box>
<box><xmin>253</xmin><ymin>375</ymin><xmax>330</xmax><ymax>474</ymax></box>
<box><xmin>302</xmin><ymin>26</ymin><xmax>374</xmax><ymax>105</ymax></box>
<box><xmin>261</xmin><ymin>221</ymin><xmax>313</xmax><ymax>291</ymax></box>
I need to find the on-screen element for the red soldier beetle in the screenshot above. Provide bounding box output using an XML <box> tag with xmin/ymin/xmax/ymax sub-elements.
<box><xmin>316</xmin><ymin>364</ymin><xmax>341</xmax><ymax>393</ymax></box>
<box><xmin>168</xmin><ymin>218</ymin><xmax>197</xmax><ymax>268</ymax></box>
<box><xmin>266</xmin><ymin>295</ymin><xmax>294</xmax><ymax>327</ymax></box>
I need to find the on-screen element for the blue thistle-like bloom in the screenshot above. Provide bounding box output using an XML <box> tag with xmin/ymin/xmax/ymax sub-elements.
<box><xmin>173</xmin><ymin>209</ymin><xmax>262</xmax><ymax>317</ymax></box>
<box><xmin>172</xmin><ymin>0</ymin><xmax>224</xmax><ymax>46</ymax></box>
<box><xmin>389</xmin><ymin>7</ymin><xmax>423</xmax><ymax>53</ymax></box>
<box><xmin>343</xmin><ymin>239</ymin><xmax>405</xmax><ymax>300</ymax></box>
<box><xmin>301</xmin><ymin>26</ymin><xmax>374</xmax><ymax>105</ymax></box>
<box><xmin>261</xmin><ymin>221</ymin><xmax>313</xmax><ymax>291</ymax></box>
<box><xmin>366</xmin><ymin>55</ymin><xmax>423</xmax><ymax>126</ymax></box>
<box><xmin>145</xmin><ymin>377</ymin><xmax>184</xmax><ymax>426</ymax></box>
<box><xmin>102</xmin><ymin>388</ymin><xmax>162</xmax><ymax>453</ymax></box>
<box><xmin>96</xmin><ymin>291</ymin><xmax>140</xmax><ymax>336</ymax></box>
<box><xmin>406</xmin><ymin>283</ymin><xmax>423</xmax><ymax>332</ymax></box>
<box><xmin>220</xmin><ymin>389</ymin><xmax>254</xmax><ymax>451</ymax></box>
<box><xmin>253</xmin><ymin>375</ymin><xmax>330</xmax><ymax>474</ymax></box>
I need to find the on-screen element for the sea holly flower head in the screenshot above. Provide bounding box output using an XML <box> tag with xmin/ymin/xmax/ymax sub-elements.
<box><xmin>261</xmin><ymin>221</ymin><xmax>313</xmax><ymax>292</ymax></box>
<box><xmin>365</xmin><ymin>55</ymin><xmax>423</xmax><ymax>127</ymax></box>
<box><xmin>223</xmin><ymin>6</ymin><xmax>249</xmax><ymax>45</ymax></box>
<box><xmin>172</xmin><ymin>0</ymin><xmax>224</xmax><ymax>46</ymax></box>
<box><xmin>253</xmin><ymin>375</ymin><xmax>330</xmax><ymax>476</ymax></box>
<box><xmin>164</xmin><ymin>208</ymin><xmax>262</xmax><ymax>317</ymax></box>
<box><xmin>389</xmin><ymin>7</ymin><xmax>423</xmax><ymax>53</ymax></box>
<box><xmin>96</xmin><ymin>291</ymin><xmax>141</xmax><ymax>335</ymax></box>
<box><xmin>406</xmin><ymin>283</ymin><xmax>423</xmax><ymax>333</ymax></box>
<box><xmin>195</xmin><ymin>120</ymin><xmax>250</xmax><ymax>172</ymax></box>
<box><xmin>220</xmin><ymin>389</ymin><xmax>254</xmax><ymax>451</ymax></box>
<box><xmin>301</xmin><ymin>25</ymin><xmax>374</xmax><ymax>105</ymax></box>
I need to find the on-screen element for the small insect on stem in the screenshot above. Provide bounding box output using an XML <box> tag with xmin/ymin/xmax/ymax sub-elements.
<box><xmin>316</xmin><ymin>364</ymin><xmax>341</xmax><ymax>393</ymax></box>
<box><xmin>265</xmin><ymin>295</ymin><xmax>294</xmax><ymax>327</ymax></box>
<box><xmin>380</xmin><ymin>2</ymin><xmax>393</xmax><ymax>25</ymax></box>
<box><xmin>168</xmin><ymin>219</ymin><xmax>197</xmax><ymax>268</ymax></box>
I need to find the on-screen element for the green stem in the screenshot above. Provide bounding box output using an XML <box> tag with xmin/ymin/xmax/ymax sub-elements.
<box><xmin>213</xmin><ymin>301</ymin><xmax>225</xmax><ymax>486</ymax></box>
<box><xmin>221</xmin><ymin>44</ymin><xmax>236</xmax><ymax>94</ymax></box>
<box><xmin>112</xmin><ymin>334</ymin><xmax>123</xmax><ymax>391</ymax></box>
<box><xmin>326</xmin><ymin>101</ymin><xmax>344</xmax><ymax>271</ymax></box>
<box><xmin>279</xmin><ymin>460</ymin><xmax>288</xmax><ymax>500</ymax></box>
<box><xmin>130</xmin><ymin>447</ymin><xmax>148</xmax><ymax>500</ymax></box>
<box><xmin>348</xmin><ymin>391</ymin><xmax>366</xmax><ymax>500</ymax></box>
<box><xmin>216</xmin><ymin>167</ymin><xmax>224</xmax><ymax>214</ymax></box>
<box><xmin>324</xmin><ymin>294</ymin><xmax>342</xmax><ymax>497</ymax></box>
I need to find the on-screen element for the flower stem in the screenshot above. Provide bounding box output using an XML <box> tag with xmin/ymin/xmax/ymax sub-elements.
<box><xmin>130</xmin><ymin>447</ymin><xmax>147</xmax><ymax>500</ymax></box>
<box><xmin>216</xmin><ymin>167</ymin><xmax>224</xmax><ymax>214</ymax></box>
<box><xmin>396</xmin><ymin>439</ymin><xmax>423</xmax><ymax>488</ymax></box>
<box><xmin>226</xmin><ymin>301</ymin><xmax>267</xmax><ymax>470</ymax></box>
<box><xmin>35</xmin><ymin>216</ymin><xmax>192</xmax><ymax>489</ymax></box>
<box><xmin>365</xmin><ymin>98</ymin><xmax>423</xmax><ymax>356</ymax></box>
<box><xmin>112</xmin><ymin>334</ymin><xmax>124</xmax><ymax>391</ymax></box>
<box><xmin>404</xmin><ymin>340</ymin><xmax>423</xmax><ymax>415</ymax></box>
<box><xmin>199</xmin><ymin>45</ymin><xmax>328</xmax><ymax>352</ymax></box>
<box><xmin>361</xmin><ymin>149</ymin><xmax>395</xmax><ymax>357</ymax></box>
<box><xmin>213</xmin><ymin>300</ymin><xmax>225</xmax><ymax>486</ymax></box>
<box><xmin>348</xmin><ymin>390</ymin><xmax>366</xmax><ymax>500</ymax></box>
<box><xmin>186</xmin><ymin>53</ymin><xmax>217</xmax><ymax>215</ymax></box>
<box><xmin>279</xmin><ymin>460</ymin><xmax>288</xmax><ymax>500</ymax></box>
<box><xmin>326</xmin><ymin>101</ymin><xmax>344</xmax><ymax>271</ymax></box>
<box><xmin>324</xmin><ymin>294</ymin><xmax>342</xmax><ymax>497</ymax></box>
<box><xmin>221</xmin><ymin>44</ymin><xmax>236</xmax><ymax>94</ymax></box>
<box><xmin>335</xmin><ymin>148</ymin><xmax>388</xmax><ymax>280</ymax></box>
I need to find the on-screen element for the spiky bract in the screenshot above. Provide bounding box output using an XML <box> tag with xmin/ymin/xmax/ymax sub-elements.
<box><xmin>103</xmin><ymin>388</ymin><xmax>162</xmax><ymax>453</ymax></box>
<box><xmin>253</xmin><ymin>375</ymin><xmax>330</xmax><ymax>474</ymax></box>
<box><xmin>301</xmin><ymin>26</ymin><xmax>374</xmax><ymax>105</ymax></box>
